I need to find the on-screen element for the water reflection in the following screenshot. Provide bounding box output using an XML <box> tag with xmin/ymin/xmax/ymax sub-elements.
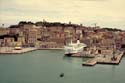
<box><xmin>63</xmin><ymin>56</ymin><xmax>88</xmax><ymax>64</ymax></box>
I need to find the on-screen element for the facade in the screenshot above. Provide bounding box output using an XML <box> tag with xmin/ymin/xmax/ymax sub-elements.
<box><xmin>39</xmin><ymin>42</ymin><xmax>57</xmax><ymax>48</ymax></box>
<box><xmin>3</xmin><ymin>37</ymin><xmax>15</xmax><ymax>47</ymax></box>
<box><xmin>9</xmin><ymin>28</ymin><xmax>20</xmax><ymax>35</ymax></box>
<box><xmin>0</xmin><ymin>39</ymin><xmax>4</xmax><ymax>46</ymax></box>
<box><xmin>22</xmin><ymin>24</ymin><xmax>39</xmax><ymax>47</ymax></box>
<box><xmin>0</xmin><ymin>28</ymin><xmax>9</xmax><ymax>36</ymax></box>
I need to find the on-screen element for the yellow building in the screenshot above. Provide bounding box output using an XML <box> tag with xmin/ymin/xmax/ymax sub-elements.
<box><xmin>15</xmin><ymin>36</ymin><xmax>25</xmax><ymax>47</ymax></box>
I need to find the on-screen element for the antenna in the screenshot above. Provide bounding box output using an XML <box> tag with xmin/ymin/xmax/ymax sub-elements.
<box><xmin>94</xmin><ymin>23</ymin><xmax>97</xmax><ymax>28</ymax></box>
<box><xmin>2</xmin><ymin>24</ymin><xmax>4</xmax><ymax>27</ymax></box>
<box><xmin>69</xmin><ymin>21</ymin><xmax>71</xmax><ymax>24</ymax></box>
<box><xmin>43</xmin><ymin>19</ymin><xmax>46</xmax><ymax>22</ymax></box>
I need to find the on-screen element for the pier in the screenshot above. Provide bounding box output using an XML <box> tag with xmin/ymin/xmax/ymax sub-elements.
<box><xmin>82</xmin><ymin>51</ymin><xmax>125</xmax><ymax>66</ymax></box>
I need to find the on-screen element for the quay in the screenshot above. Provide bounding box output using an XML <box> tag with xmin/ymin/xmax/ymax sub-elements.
<box><xmin>82</xmin><ymin>58</ymin><xmax>97</xmax><ymax>66</ymax></box>
<box><xmin>0</xmin><ymin>47</ymin><xmax>37</xmax><ymax>54</ymax></box>
<box><xmin>0</xmin><ymin>47</ymin><xmax>63</xmax><ymax>54</ymax></box>
<box><xmin>66</xmin><ymin>52</ymin><xmax>95</xmax><ymax>58</ymax></box>
<box><xmin>72</xmin><ymin>54</ymin><xmax>95</xmax><ymax>58</ymax></box>
<box><xmin>38</xmin><ymin>48</ymin><xmax>63</xmax><ymax>50</ymax></box>
<box><xmin>82</xmin><ymin>51</ymin><xmax>125</xmax><ymax>66</ymax></box>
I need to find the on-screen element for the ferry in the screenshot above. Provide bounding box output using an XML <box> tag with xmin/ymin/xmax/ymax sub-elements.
<box><xmin>64</xmin><ymin>39</ymin><xmax>87</xmax><ymax>56</ymax></box>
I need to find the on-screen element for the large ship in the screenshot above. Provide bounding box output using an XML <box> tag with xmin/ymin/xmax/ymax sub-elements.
<box><xmin>64</xmin><ymin>39</ymin><xmax>87</xmax><ymax>56</ymax></box>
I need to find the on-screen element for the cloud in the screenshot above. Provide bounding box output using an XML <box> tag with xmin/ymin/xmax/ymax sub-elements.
<box><xmin>0</xmin><ymin>0</ymin><xmax>125</xmax><ymax>30</ymax></box>
<box><xmin>78</xmin><ymin>0</ymin><xmax>108</xmax><ymax>1</ymax></box>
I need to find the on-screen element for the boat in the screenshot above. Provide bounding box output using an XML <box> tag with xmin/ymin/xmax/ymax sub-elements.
<box><xmin>60</xmin><ymin>73</ymin><xmax>64</xmax><ymax>77</ymax></box>
<box><xmin>14</xmin><ymin>47</ymin><xmax>22</xmax><ymax>50</ymax></box>
<box><xmin>64</xmin><ymin>39</ymin><xmax>87</xmax><ymax>56</ymax></box>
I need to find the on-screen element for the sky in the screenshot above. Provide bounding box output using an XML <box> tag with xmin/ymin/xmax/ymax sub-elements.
<box><xmin>0</xmin><ymin>0</ymin><xmax>125</xmax><ymax>30</ymax></box>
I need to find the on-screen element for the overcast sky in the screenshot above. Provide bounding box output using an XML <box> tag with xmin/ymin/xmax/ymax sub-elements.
<box><xmin>0</xmin><ymin>0</ymin><xmax>125</xmax><ymax>30</ymax></box>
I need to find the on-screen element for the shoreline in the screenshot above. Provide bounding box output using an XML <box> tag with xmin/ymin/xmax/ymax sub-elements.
<box><xmin>1</xmin><ymin>47</ymin><xmax>125</xmax><ymax>66</ymax></box>
<box><xmin>38</xmin><ymin>48</ymin><xmax>63</xmax><ymax>50</ymax></box>
<box><xmin>0</xmin><ymin>47</ymin><xmax>63</xmax><ymax>54</ymax></box>
<box><xmin>0</xmin><ymin>47</ymin><xmax>37</xmax><ymax>54</ymax></box>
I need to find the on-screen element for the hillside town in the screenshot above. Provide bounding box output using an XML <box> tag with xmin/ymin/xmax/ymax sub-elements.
<box><xmin>0</xmin><ymin>21</ymin><xmax>125</xmax><ymax>53</ymax></box>
<box><xmin>0</xmin><ymin>21</ymin><xmax>125</xmax><ymax>65</ymax></box>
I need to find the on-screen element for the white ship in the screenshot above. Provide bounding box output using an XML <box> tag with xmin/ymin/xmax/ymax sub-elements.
<box><xmin>64</xmin><ymin>39</ymin><xmax>87</xmax><ymax>56</ymax></box>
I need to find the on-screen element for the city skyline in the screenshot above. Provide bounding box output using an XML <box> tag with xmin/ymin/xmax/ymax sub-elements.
<box><xmin>0</xmin><ymin>0</ymin><xmax>125</xmax><ymax>30</ymax></box>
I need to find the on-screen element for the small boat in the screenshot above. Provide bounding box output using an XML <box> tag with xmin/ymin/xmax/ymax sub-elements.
<box><xmin>14</xmin><ymin>47</ymin><xmax>22</xmax><ymax>50</ymax></box>
<box><xmin>60</xmin><ymin>73</ymin><xmax>64</xmax><ymax>77</ymax></box>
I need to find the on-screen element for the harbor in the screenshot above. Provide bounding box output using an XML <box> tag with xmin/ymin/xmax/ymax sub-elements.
<box><xmin>0</xmin><ymin>0</ymin><xmax>125</xmax><ymax>83</ymax></box>
<box><xmin>0</xmin><ymin>46</ymin><xmax>125</xmax><ymax>66</ymax></box>
<box><xmin>0</xmin><ymin>50</ymin><xmax>125</xmax><ymax>83</ymax></box>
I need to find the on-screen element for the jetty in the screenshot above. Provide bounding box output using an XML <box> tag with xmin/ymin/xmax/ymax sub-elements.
<box><xmin>82</xmin><ymin>51</ymin><xmax>125</xmax><ymax>66</ymax></box>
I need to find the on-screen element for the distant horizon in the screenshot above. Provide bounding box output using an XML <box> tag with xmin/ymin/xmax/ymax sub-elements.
<box><xmin>0</xmin><ymin>0</ymin><xmax>125</xmax><ymax>30</ymax></box>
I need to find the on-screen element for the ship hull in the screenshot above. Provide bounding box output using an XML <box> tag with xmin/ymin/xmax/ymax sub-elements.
<box><xmin>64</xmin><ymin>46</ymin><xmax>84</xmax><ymax>54</ymax></box>
<box><xmin>65</xmin><ymin>53</ymin><xmax>72</xmax><ymax>57</ymax></box>
<box><xmin>65</xmin><ymin>52</ymin><xmax>83</xmax><ymax>57</ymax></box>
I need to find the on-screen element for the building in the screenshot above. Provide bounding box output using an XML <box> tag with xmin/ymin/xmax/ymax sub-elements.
<box><xmin>0</xmin><ymin>28</ymin><xmax>9</xmax><ymax>36</ymax></box>
<box><xmin>3</xmin><ymin>37</ymin><xmax>15</xmax><ymax>47</ymax></box>
<box><xmin>0</xmin><ymin>39</ymin><xmax>4</xmax><ymax>46</ymax></box>
<box><xmin>22</xmin><ymin>24</ymin><xmax>39</xmax><ymax>47</ymax></box>
<box><xmin>9</xmin><ymin>28</ymin><xmax>20</xmax><ymax>35</ymax></box>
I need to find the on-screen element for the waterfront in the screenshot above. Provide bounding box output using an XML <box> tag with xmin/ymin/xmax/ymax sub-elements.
<box><xmin>0</xmin><ymin>47</ymin><xmax>37</xmax><ymax>54</ymax></box>
<box><xmin>0</xmin><ymin>50</ymin><xmax>125</xmax><ymax>83</ymax></box>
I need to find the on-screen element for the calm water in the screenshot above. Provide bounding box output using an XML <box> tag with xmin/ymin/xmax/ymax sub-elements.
<box><xmin>0</xmin><ymin>50</ymin><xmax>125</xmax><ymax>83</ymax></box>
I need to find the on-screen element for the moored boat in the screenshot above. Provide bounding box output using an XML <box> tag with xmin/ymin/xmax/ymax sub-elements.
<box><xmin>64</xmin><ymin>39</ymin><xmax>86</xmax><ymax>56</ymax></box>
<box><xmin>14</xmin><ymin>47</ymin><xmax>22</xmax><ymax>50</ymax></box>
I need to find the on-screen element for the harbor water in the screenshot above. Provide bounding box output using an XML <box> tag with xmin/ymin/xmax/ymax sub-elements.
<box><xmin>0</xmin><ymin>50</ymin><xmax>125</xmax><ymax>83</ymax></box>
